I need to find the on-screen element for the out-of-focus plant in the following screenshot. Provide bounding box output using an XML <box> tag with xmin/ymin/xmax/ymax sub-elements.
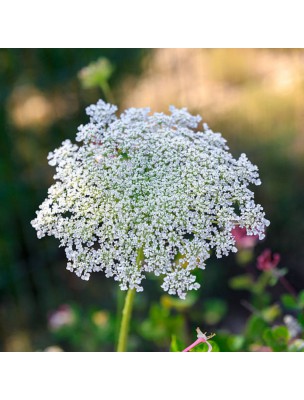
<box><xmin>47</xmin><ymin>303</ymin><xmax>115</xmax><ymax>351</ymax></box>
<box><xmin>78</xmin><ymin>58</ymin><xmax>115</xmax><ymax>102</ymax></box>
<box><xmin>172</xmin><ymin>227</ymin><xmax>303</xmax><ymax>352</ymax></box>
<box><xmin>139</xmin><ymin>302</ymin><xmax>185</xmax><ymax>349</ymax></box>
<box><xmin>232</xmin><ymin>226</ymin><xmax>259</xmax><ymax>265</ymax></box>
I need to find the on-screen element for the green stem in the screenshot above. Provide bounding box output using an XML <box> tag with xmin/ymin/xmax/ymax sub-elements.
<box><xmin>100</xmin><ymin>82</ymin><xmax>114</xmax><ymax>103</ymax></box>
<box><xmin>114</xmin><ymin>288</ymin><xmax>124</xmax><ymax>344</ymax></box>
<box><xmin>116</xmin><ymin>247</ymin><xmax>144</xmax><ymax>352</ymax></box>
<box><xmin>117</xmin><ymin>288</ymin><xmax>136</xmax><ymax>352</ymax></box>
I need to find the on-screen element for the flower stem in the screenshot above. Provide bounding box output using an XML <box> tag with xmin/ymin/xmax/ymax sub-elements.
<box><xmin>182</xmin><ymin>328</ymin><xmax>215</xmax><ymax>352</ymax></box>
<box><xmin>114</xmin><ymin>288</ymin><xmax>124</xmax><ymax>344</ymax></box>
<box><xmin>279</xmin><ymin>276</ymin><xmax>297</xmax><ymax>298</ymax></box>
<box><xmin>116</xmin><ymin>247</ymin><xmax>144</xmax><ymax>352</ymax></box>
<box><xmin>117</xmin><ymin>288</ymin><xmax>136</xmax><ymax>352</ymax></box>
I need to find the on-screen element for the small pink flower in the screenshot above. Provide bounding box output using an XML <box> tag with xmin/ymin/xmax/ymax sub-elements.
<box><xmin>231</xmin><ymin>227</ymin><xmax>259</xmax><ymax>249</ymax></box>
<box><xmin>257</xmin><ymin>249</ymin><xmax>280</xmax><ymax>271</ymax></box>
<box><xmin>48</xmin><ymin>304</ymin><xmax>75</xmax><ymax>331</ymax></box>
<box><xmin>182</xmin><ymin>328</ymin><xmax>215</xmax><ymax>352</ymax></box>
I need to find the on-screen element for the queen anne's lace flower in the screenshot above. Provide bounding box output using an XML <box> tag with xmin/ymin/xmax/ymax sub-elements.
<box><xmin>31</xmin><ymin>100</ymin><xmax>269</xmax><ymax>299</ymax></box>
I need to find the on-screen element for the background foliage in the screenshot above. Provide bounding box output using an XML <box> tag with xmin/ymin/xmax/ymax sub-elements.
<box><xmin>0</xmin><ymin>49</ymin><xmax>303</xmax><ymax>351</ymax></box>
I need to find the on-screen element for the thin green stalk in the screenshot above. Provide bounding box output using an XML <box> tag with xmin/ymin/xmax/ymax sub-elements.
<box><xmin>100</xmin><ymin>82</ymin><xmax>114</xmax><ymax>103</ymax></box>
<box><xmin>117</xmin><ymin>247</ymin><xmax>144</xmax><ymax>352</ymax></box>
<box><xmin>114</xmin><ymin>289</ymin><xmax>124</xmax><ymax>344</ymax></box>
<box><xmin>117</xmin><ymin>288</ymin><xmax>136</xmax><ymax>352</ymax></box>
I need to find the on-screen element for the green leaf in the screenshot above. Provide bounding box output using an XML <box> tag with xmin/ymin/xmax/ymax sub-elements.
<box><xmin>263</xmin><ymin>326</ymin><xmax>289</xmax><ymax>351</ymax></box>
<box><xmin>227</xmin><ymin>335</ymin><xmax>245</xmax><ymax>351</ymax></box>
<box><xmin>269</xmin><ymin>275</ymin><xmax>279</xmax><ymax>286</ymax></box>
<box><xmin>190</xmin><ymin>340</ymin><xmax>219</xmax><ymax>352</ymax></box>
<box><xmin>261</xmin><ymin>304</ymin><xmax>281</xmax><ymax>323</ymax></box>
<box><xmin>170</xmin><ymin>335</ymin><xmax>184</xmax><ymax>352</ymax></box>
<box><xmin>254</xmin><ymin>271</ymin><xmax>273</xmax><ymax>293</ymax></box>
<box><xmin>252</xmin><ymin>292</ymin><xmax>272</xmax><ymax>309</ymax></box>
<box><xmin>272</xmin><ymin>326</ymin><xmax>289</xmax><ymax>342</ymax></box>
<box><xmin>298</xmin><ymin>290</ymin><xmax>304</xmax><ymax>309</ymax></box>
<box><xmin>229</xmin><ymin>274</ymin><xmax>254</xmax><ymax>290</ymax></box>
<box><xmin>78</xmin><ymin>58</ymin><xmax>114</xmax><ymax>89</ymax></box>
<box><xmin>263</xmin><ymin>329</ymin><xmax>274</xmax><ymax>347</ymax></box>
<box><xmin>297</xmin><ymin>313</ymin><xmax>304</xmax><ymax>328</ymax></box>
<box><xmin>281</xmin><ymin>294</ymin><xmax>298</xmax><ymax>309</ymax></box>
<box><xmin>245</xmin><ymin>315</ymin><xmax>268</xmax><ymax>342</ymax></box>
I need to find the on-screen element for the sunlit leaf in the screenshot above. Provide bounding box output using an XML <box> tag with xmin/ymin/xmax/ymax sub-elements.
<box><xmin>78</xmin><ymin>58</ymin><xmax>114</xmax><ymax>89</ymax></box>
<box><xmin>261</xmin><ymin>304</ymin><xmax>281</xmax><ymax>323</ymax></box>
<box><xmin>227</xmin><ymin>335</ymin><xmax>245</xmax><ymax>351</ymax></box>
<box><xmin>170</xmin><ymin>335</ymin><xmax>184</xmax><ymax>352</ymax></box>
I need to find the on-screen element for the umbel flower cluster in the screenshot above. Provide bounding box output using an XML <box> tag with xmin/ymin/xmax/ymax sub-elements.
<box><xmin>32</xmin><ymin>100</ymin><xmax>269</xmax><ymax>299</ymax></box>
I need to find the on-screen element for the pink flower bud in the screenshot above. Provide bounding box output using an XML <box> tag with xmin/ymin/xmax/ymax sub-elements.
<box><xmin>232</xmin><ymin>227</ymin><xmax>259</xmax><ymax>250</ymax></box>
<box><xmin>257</xmin><ymin>249</ymin><xmax>280</xmax><ymax>271</ymax></box>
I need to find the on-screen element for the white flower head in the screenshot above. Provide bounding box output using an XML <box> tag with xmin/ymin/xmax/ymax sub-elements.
<box><xmin>31</xmin><ymin>100</ymin><xmax>269</xmax><ymax>299</ymax></box>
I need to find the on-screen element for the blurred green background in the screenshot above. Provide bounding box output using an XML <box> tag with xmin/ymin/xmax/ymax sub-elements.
<box><xmin>1</xmin><ymin>49</ymin><xmax>304</xmax><ymax>351</ymax></box>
